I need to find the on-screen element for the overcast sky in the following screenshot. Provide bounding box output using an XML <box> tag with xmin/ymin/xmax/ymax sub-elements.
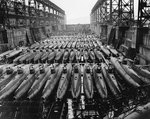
<box><xmin>25</xmin><ymin>0</ymin><xmax>139</xmax><ymax>25</ymax></box>
<box><xmin>50</xmin><ymin>0</ymin><xmax>98</xmax><ymax>24</ymax></box>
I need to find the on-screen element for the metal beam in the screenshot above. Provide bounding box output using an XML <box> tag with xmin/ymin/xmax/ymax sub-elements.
<box><xmin>91</xmin><ymin>0</ymin><xmax>134</xmax><ymax>26</ymax></box>
<box><xmin>138</xmin><ymin>0</ymin><xmax>150</xmax><ymax>27</ymax></box>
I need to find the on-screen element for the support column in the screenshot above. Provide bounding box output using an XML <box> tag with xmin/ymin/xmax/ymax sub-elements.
<box><xmin>110</xmin><ymin>0</ymin><xmax>112</xmax><ymax>24</ymax></box>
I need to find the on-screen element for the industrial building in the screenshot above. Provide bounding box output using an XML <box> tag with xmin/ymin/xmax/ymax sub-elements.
<box><xmin>0</xmin><ymin>0</ymin><xmax>66</xmax><ymax>51</ymax></box>
<box><xmin>0</xmin><ymin>0</ymin><xmax>150</xmax><ymax>119</ymax></box>
<box><xmin>90</xmin><ymin>0</ymin><xmax>150</xmax><ymax>64</ymax></box>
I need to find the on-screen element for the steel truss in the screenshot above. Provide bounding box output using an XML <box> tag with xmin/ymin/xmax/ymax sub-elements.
<box><xmin>91</xmin><ymin>0</ymin><xmax>134</xmax><ymax>27</ymax></box>
<box><xmin>138</xmin><ymin>0</ymin><xmax>150</xmax><ymax>27</ymax></box>
<box><xmin>118</xmin><ymin>0</ymin><xmax>134</xmax><ymax>26</ymax></box>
